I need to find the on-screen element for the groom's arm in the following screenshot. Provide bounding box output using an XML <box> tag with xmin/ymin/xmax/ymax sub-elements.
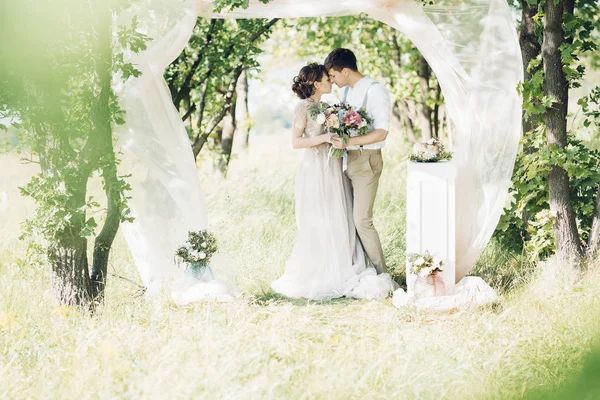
<box><xmin>333</xmin><ymin>129</ymin><xmax>387</xmax><ymax>149</ymax></box>
<box><xmin>346</xmin><ymin>129</ymin><xmax>388</xmax><ymax>146</ymax></box>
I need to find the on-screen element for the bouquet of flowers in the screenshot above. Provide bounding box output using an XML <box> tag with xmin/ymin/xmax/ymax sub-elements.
<box><xmin>407</xmin><ymin>250</ymin><xmax>444</xmax><ymax>277</ymax></box>
<box><xmin>175</xmin><ymin>230</ymin><xmax>218</xmax><ymax>280</ymax></box>
<box><xmin>309</xmin><ymin>102</ymin><xmax>374</xmax><ymax>158</ymax></box>
<box><xmin>410</xmin><ymin>138</ymin><xmax>453</xmax><ymax>162</ymax></box>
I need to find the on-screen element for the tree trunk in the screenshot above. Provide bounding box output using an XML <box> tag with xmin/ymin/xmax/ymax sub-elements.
<box><xmin>389</xmin><ymin>107</ymin><xmax>403</xmax><ymax>140</ymax></box>
<box><xmin>88</xmin><ymin>2</ymin><xmax>119</xmax><ymax>305</ymax></box>
<box><xmin>405</xmin><ymin>99</ymin><xmax>421</xmax><ymax>139</ymax></box>
<box><xmin>47</xmin><ymin>162</ymin><xmax>93</xmax><ymax>305</ymax></box>
<box><xmin>432</xmin><ymin>81</ymin><xmax>441</xmax><ymax>139</ymax></box>
<box><xmin>518</xmin><ymin>0</ymin><xmax>543</xmax><ymax>241</ymax></box>
<box><xmin>219</xmin><ymin>104</ymin><xmax>236</xmax><ymax>175</ymax></box>
<box><xmin>236</xmin><ymin>70</ymin><xmax>251</xmax><ymax>149</ymax></box>
<box><xmin>90</xmin><ymin>159</ymin><xmax>121</xmax><ymax>303</ymax></box>
<box><xmin>543</xmin><ymin>0</ymin><xmax>583</xmax><ymax>259</ymax></box>
<box><xmin>49</xmin><ymin>240</ymin><xmax>92</xmax><ymax>306</ymax></box>
<box><xmin>587</xmin><ymin>188</ymin><xmax>600</xmax><ymax>254</ymax></box>
<box><xmin>394</xmin><ymin>101</ymin><xmax>417</xmax><ymax>143</ymax></box>
<box><xmin>520</xmin><ymin>0</ymin><xmax>542</xmax><ymax>136</ymax></box>
<box><xmin>446</xmin><ymin>107</ymin><xmax>454</xmax><ymax>150</ymax></box>
<box><xmin>519</xmin><ymin>0</ymin><xmax>541</xmax><ymax>88</ymax></box>
<box><xmin>48</xmin><ymin>2</ymin><xmax>119</xmax><ymax>307</ymax></box>
<box><xmin>417</xmin><ymin>54</ymin><xmax>433</xmax><ymax>141</ymax></box>
<box><xmin>437</xmin><ymin>105</ymin><xmax>447</xmax><ymax>143</ymax></box>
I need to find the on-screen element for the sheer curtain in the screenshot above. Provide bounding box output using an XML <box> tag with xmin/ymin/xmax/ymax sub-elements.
<box><xmin>116</xmin><ymin>0</ymin><xmax>521</xmax><ymax>292</ymax></box>
<box><xmin>114</xmin><ymin>1</ymin><xmax>209</xmax><ymax>289</ymax></box>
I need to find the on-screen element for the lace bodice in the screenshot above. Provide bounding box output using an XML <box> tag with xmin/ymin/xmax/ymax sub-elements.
<box><xmin>294</xmin><ymin>100</ymin><xmax>325</xmax><ymax>138</ymax></box>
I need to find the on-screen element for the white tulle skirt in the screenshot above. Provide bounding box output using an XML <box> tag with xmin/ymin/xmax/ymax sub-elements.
<box><xmin>271</xmin><ymin>144</ymin><xmax>397</xmax><ymax>300</ymax></box>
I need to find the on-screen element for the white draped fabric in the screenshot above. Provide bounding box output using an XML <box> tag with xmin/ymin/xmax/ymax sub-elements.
<box><xmin>114</xmin><ymin>0</ymin><xmax>522</xmax><ymax>295</ymax></box>
<box><xmin>114</xmin><ymin>1</ymin><xmax>207</xmax><ymax>289</ymax></box>
<box><xmin>392</xmin><ymin>276</ymin><xmax>498</xmax><ymax>311</ymax></box>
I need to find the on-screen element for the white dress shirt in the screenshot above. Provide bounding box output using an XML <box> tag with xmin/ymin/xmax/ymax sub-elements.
<box><xmin>341</xmin><ymin>75</ymin><xmax>391</xmax><ymax>150</ymax></box>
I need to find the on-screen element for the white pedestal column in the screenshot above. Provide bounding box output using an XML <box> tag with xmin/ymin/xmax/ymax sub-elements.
<box><xmin>406</xmin><ymin>161</ymin><xmax>456</xmax><ymax>293</ymax></box>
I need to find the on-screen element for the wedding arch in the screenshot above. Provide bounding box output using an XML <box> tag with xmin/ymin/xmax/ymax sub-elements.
<box><xmin>114</xmin><ymin>0</ymin><xmax>522</xmax><ymax>293</ymax></box>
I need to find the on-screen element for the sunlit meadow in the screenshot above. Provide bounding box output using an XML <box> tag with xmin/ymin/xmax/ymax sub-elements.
<box><xmin>1</xmin><ymin>131</ymin><xmax>600</xmax><ymax>399</ymax></box>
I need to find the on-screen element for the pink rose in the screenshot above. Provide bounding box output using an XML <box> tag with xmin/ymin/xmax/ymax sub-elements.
<box><xmin>345</xmin><ymin>110</ymin><xmax>362</xmax><ymax>126</ymax></box>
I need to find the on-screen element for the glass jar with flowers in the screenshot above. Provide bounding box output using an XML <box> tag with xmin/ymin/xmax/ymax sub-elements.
<box><xmin>175</xmin><ymin>230</ymin><xmax>218</xmax><ymax>282</ymax></box>
<box><xmin>407</xmin><ymin>250</ymin><xmax>446</xmax><ymax>298</ymax></box>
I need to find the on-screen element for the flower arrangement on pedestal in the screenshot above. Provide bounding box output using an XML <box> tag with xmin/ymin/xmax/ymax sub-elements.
<box><xmin>410</xmin><ymin>138</ymin><xmax>452</xmax><ymax>162</ymax></box>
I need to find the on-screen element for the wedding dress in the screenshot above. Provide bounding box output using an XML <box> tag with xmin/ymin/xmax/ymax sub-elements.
<box><xmin>271</xmin><ymin>100</ymin><xmax>397</xmax><ymax>300</ymax></box>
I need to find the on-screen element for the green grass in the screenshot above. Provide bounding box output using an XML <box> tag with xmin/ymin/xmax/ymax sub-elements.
<box><xmin>1</xmin><ymin>135</ymin><xmax>600</xmax><ymax>399</ymax></box>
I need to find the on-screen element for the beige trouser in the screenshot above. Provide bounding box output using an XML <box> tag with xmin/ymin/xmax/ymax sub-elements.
<box><xmin>345</xmin><ymin>149</ymin><xmax>387</xmax><ymax>274</ymax></box>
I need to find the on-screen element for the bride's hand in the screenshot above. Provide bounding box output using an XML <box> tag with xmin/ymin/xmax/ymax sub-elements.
<box><xmin>322</xmin><ymin>134</ymin><xmax>333</xmax><ymax>144</ymax></box>
<box><xmin>328</xmin><ymin>133</ymin><xmax>341</xmax><ymax>143</ymax></box>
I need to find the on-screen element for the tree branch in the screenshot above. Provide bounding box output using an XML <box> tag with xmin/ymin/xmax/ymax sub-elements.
<box><xmin>181</xmin><ymin>103</ymin><xmax>197</xmax><ymax>122</ymax></box>
<box><xmin>189</xmin><ymin>18</ymin><xmax>280</xmax><ymax>157</ymax></box>
<box><xmin>193</xmin><ymin>66</ymin><xmax>244</xmax><ymax>157</ymax></box>
<box><xmin>190</xmin><ymin>81</ymin><xmax>209</xmax><ymax>146</ymax></box>
<box><xmin>173</xmin><ymin>19</ymin><xmax>220</xmax><ymax>109</ymax></box>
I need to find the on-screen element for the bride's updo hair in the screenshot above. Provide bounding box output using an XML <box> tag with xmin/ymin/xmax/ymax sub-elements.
<box><xmin>291</xmin><ymin>63</ymin><xmax>327</xmax><ymax>99</ymax></box>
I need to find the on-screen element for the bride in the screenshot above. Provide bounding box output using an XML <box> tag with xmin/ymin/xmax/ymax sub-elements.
<box><xmin>271</xmin><ymin>63</ymin><xmax>396</xmax><ymax>300</ymax></box>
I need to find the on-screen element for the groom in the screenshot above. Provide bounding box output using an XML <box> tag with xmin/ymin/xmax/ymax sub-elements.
<box><xmin>324</xmin><ymin>48</ymin><xmax>391</xmax><ymax>274</ymax></box>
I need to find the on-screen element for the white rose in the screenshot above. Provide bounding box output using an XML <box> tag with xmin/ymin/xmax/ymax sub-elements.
<box><xmin>201</xmin><ymin>242</ymin><xmax>207</xmax><ymax>248</ymax></box>
<box><xmin>198</xmin><ymin>252</ymin><xmax>206</xmax><ymax>260</ymax></box>
<box><xmin>359</xmin><ymin>120</ymin><xmax>367</xmax><ymax>128</ymax></box>
<box><xmin>415</xmin><ymin>257</ymin><xmax>425</xmax><ymax>266</ymax></box>
<box><xmin>426</xmin><ymin>138</ymin><xmax>436</xmax><ymax>145</ymax></box>
<box><xmin>316</xmin><ymin>113</ymin><xmax>326</xmax><ymax>125</ymax></box>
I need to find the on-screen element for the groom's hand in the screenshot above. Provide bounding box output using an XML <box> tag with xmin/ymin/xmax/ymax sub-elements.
<box><xmin>332</xmin><ymin>137</ymin><xmax>347</xmax><ymax>150</ymax></box>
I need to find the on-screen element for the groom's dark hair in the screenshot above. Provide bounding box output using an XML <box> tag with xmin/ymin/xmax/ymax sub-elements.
<box><xmin>324</xmin><ymin>48</ymin><xmax>358</xmax><ymax>72</ymax></box>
